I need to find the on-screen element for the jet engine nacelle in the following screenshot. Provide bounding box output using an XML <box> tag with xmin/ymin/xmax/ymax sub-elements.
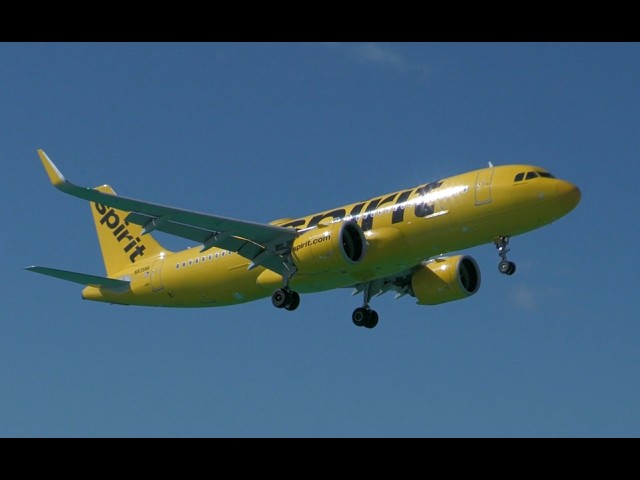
<box><xmin>411</xmin><ymin>255</ymin><xmax>481</xmax><ymax>305</ymax></box>
<box><xmin>291</xmin><ymin>221</ymin><xmax>366</xmax><ymax>274</ymax></box>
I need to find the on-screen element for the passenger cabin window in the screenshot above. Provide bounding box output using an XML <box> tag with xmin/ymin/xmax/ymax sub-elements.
<box><xmin>514</xmin><ymin>173</ymin><xmax>525</xmax><ymax>182</ymax></box>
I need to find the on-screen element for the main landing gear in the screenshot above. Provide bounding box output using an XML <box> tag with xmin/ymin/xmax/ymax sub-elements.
<box><xmin>495</xmin><ymin>235</ymin><xmax>516</xmax><ymax>275</ymax></box>
<box><xmin>271</xmin><ymin>287</ymin><xmax>300</xmax><ymax>311</ymax></box>
<box><xmin>272</xmin><ymin>284</ymin><xmax>379</xmax><ymax>329</ymax></box>
<box><xmin>352</xmin><ymin>307</ymin><xmax>379</xmax><ymax>329</ymax></box>
<box><xmin>352</xmin><ymin>283</ymin><xmax>379</xmax><ymax>329</ymax></box>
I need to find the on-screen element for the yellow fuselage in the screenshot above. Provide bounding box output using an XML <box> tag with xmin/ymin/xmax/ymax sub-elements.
<box><xmin>82</xmin><ymin>164</ymin><xmax>580</xmax><ymax>307</ymax></box>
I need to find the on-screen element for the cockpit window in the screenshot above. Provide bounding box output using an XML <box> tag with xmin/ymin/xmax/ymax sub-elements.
<box><xmin>515</xmin><ymin>170</ymin><xmax>555</xmax><ymax>182</ymax></box>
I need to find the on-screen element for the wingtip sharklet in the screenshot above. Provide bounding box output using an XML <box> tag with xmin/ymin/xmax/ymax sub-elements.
<box><xmin>37</xmin><ymin>149</ymin><xmax>67</xmax><ymax>188</ymax></box>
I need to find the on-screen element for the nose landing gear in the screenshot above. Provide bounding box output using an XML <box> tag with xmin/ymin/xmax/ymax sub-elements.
<box><xmin>495</xmin><ymin>236</ymin><xmax>516</xmax><ymax>276</ymax></box>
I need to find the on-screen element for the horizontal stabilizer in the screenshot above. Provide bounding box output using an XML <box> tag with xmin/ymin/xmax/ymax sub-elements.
<box><xmin>25</xmin><ymin>266</ymin><xmax>130</xmax><ymax>289</ymax></box>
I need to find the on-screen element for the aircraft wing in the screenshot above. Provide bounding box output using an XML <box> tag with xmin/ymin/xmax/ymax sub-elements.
<box><xmin>37</xmin><ymin>150</ymin><xmax>298</xmax><ymax>275</ymax></box>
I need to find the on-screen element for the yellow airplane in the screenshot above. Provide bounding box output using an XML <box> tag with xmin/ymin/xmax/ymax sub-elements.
<box><xmin>27</xmin><ymin>150</ymin><xmax>581</xmax><ymax>329</ymax></box>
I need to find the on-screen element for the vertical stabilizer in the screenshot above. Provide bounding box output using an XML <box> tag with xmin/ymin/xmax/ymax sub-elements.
<box><xmin>90</xmin><ymin>185</ymin><xmax>167</xmax><ymax>276</ymax></box>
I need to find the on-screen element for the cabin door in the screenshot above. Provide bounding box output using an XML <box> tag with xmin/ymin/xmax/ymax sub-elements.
<box><xmin>474</xmin><ymin>168</ymin><xmax>494</xmax><ymax>205</ymax></box>
<box><xmin>150</xmin><ymin>259</ymin><xmax>165</xmax><ymax>292</ymax></box>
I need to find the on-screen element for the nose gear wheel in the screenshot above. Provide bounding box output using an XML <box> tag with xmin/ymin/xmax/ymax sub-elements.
<box><xmin>495</xmin><ymin>236</ymin><xmax>516</xmax><ymax>275</ymax></box>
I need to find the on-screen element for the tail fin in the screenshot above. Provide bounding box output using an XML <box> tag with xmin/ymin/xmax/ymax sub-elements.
<box><xmin>90</xmin><ymin>185</ymin><xmax>168</xmax><ymax>276</ymax></box>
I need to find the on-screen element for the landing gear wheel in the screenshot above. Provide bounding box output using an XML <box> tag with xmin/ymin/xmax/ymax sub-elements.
<box><xmin>284</xmin><ymin>291</ymin><xmax>300</xmax><ymax>311</ymax></box>
<box><xmin>364</xmin><ymin>310</ymin><xmax>379</xmax><ymax>329</ymax></box>
<box><xmin>498</xmin><ymin>260</ymin><xmax>516</xmax><ymax>276</ymax></box>
<box><xmin>272</xmin><ymin>288</ymin><xmax>300</xmax><ymax>310</ymax></box>
<box><xmin>272</xmin><ymin>288</ymin><xmax>289</xmax><ymax>308</ymax></box>
<box><xmin>352</xmin><ymin>307</ymin><xmax>368</xmax><ymax>327</ymax></box>
<box><xmin>352</xmin><ymin>307</ymin><xmax>379</xmax><ymax>329</ymax></box>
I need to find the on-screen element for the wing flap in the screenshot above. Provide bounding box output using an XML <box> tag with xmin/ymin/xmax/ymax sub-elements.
<box><xmin>126</xmin><ymin>212</ymin><xmax>268</xmax><ymax>261</ymax></box>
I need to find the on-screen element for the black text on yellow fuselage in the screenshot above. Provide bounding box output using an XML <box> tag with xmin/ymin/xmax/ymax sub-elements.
<box><xmin>281</xmin><ymin>181</ymin><xmax>444</xmax><ymax>231</ymax></box>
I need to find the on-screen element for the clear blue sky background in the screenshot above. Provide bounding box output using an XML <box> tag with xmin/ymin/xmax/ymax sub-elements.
<box><xmin>1</xmin><ymin>42</ymin><xmax>638</xmax><ymax>437</ymax></box>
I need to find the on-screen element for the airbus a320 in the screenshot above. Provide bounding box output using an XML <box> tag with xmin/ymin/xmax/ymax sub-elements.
<box><xmin>27</xmin><ymin>150</ymin><xmax>581</xmax><ymax>329</ymax></box>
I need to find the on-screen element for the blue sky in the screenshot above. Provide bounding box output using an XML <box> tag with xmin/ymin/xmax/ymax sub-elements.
<box><xmin>1</xmin><ymin>42</ymin><xmax>639</xmax><ymax>437</ymax></box>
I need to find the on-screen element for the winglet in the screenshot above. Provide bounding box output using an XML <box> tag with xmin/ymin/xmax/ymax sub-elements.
<box><xmin>37</xmin><ymin>149</ymin><xmax>67</xmax><ymax>188</ymax></box>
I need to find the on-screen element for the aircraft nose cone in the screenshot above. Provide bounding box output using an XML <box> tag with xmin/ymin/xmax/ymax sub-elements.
<box><xmin>555</xmin><ymin>180</ymin><xmax>581</xmax><ymax>213</ymax></box>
